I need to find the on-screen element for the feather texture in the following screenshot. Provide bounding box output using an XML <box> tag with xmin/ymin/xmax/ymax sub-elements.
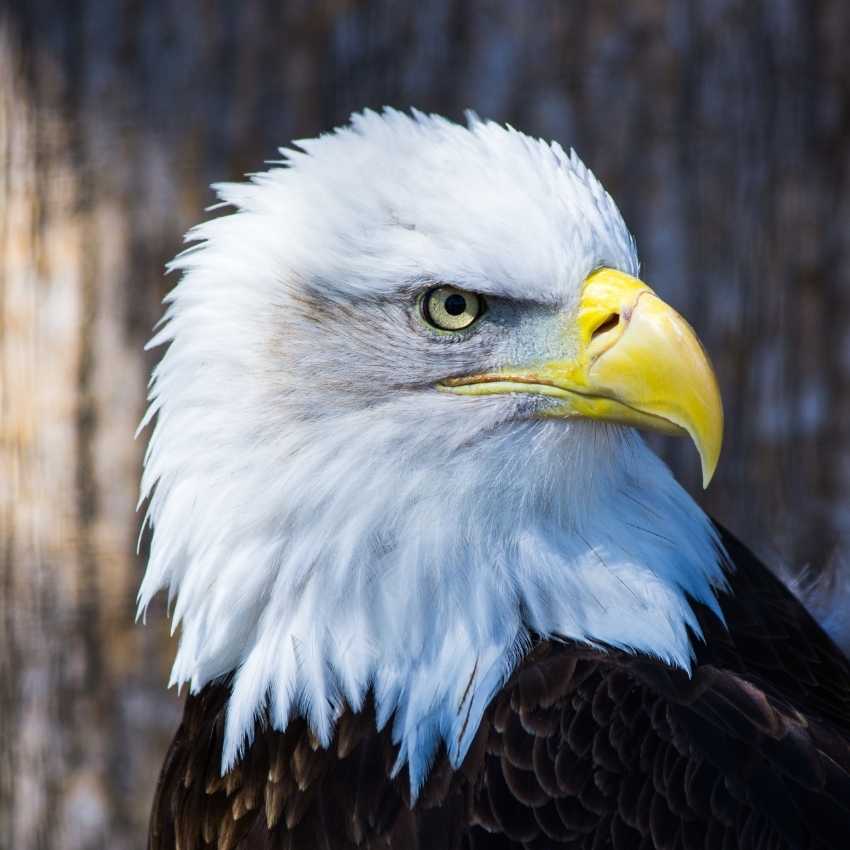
<box><xmin>138</xmin><ymin>111</ymin><xmax>727</xmax><ymax>788</ymax></box>
<box><xmin>148</xmin><ymin>526</ymin><xmax>850</xmax><ymax>849</ymax></box>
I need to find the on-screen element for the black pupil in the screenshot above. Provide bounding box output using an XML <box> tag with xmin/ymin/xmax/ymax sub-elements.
<box><xmin>444</xmin><ymin>293</ymin><xmax>467</xmax><ymax>316</ymax></box>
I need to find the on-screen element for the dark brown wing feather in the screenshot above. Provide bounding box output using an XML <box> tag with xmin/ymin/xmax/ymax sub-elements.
<box><xmin>148</xmin><ymin>525</ymin><xmax>850</xmax><ymax>849</ymax></box>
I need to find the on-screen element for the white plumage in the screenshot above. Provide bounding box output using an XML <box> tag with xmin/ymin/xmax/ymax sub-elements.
<box><xmin>138</xmin><ymin>109</ymin><xmax>727</xmax><ymax>795</ymax></box>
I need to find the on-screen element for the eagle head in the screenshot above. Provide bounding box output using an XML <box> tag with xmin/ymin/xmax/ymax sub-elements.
<box><xmin>138</xmin><ymin>109</ymin><xmax>727</xmax><ymax>793</ymax></box>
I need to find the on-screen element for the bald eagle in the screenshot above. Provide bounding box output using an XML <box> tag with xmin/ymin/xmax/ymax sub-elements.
<box><xmin>139</xmin><ymin>111</ymin><xmax>850</xmax><ymax>849</ymax></box>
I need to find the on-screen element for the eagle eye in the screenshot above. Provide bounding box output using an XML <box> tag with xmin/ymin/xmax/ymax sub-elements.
<box><xmin>422</xmin><ymin>286</ymin><xmax>485</xmax><ymax>331</ymax></box>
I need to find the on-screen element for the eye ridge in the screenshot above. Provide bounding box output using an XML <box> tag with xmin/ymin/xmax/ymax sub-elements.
<box><xmin>422</xmin><ymin>285</ymin><xmax>485</xmax><ymax>332</ymax></box>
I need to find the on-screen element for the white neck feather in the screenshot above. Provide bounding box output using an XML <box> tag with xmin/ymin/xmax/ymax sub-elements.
<box><xmin>139</xmin><ymin>393</ymin><xmax>726</xmax><ymax>794</ymax></box>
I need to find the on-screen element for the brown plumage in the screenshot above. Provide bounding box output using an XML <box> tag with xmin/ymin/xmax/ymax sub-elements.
<box><xmin>148</xmin><ymin>527</ymin><xmax>850</xmax><ymax>849</ymax></box>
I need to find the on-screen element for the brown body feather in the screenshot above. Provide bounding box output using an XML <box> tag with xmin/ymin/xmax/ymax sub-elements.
<box><xmin>148</xmin><ymin>527</ymin><xmax>850</xmax><ymax>849</ymax></box>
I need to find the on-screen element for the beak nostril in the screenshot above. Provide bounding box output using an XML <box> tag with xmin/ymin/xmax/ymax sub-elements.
<box><xmin>591</xmin><ymin>313</ymin><xmax>620</xmax><ymax>341</ymax></box>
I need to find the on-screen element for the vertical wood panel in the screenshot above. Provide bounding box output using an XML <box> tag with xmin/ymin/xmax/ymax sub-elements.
<box><xmin>1</xmin><ymin>2</ymin><xmax>849</xmax><ymax>846</ymax></box>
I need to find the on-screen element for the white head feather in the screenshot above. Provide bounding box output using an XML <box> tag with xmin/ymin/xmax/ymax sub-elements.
<box><xmin>138</xmin><ymin>109</ymin><xmax>727</xmax><ymax>794</ymax></box>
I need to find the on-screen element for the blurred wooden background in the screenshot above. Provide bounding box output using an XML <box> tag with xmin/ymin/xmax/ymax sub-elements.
<box><xmin>2</xmin><ymin>1</ymin><xmax>849</xmax><ymax>848</ymax></box>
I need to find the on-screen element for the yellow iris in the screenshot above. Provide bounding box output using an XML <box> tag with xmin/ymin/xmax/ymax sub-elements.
<box><xmin>423</xmin><ymin>286</ymin><xmax>484</xmax><ymax>331</ymax></box>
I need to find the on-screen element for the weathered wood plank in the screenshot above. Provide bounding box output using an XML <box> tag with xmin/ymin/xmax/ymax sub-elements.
<box><xmin>1</xmin><ymin>2</ymin><xmax>849</xmax><ymax>847</ymax></box>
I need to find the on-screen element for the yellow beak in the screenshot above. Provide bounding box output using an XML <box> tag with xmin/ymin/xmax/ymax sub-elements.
<box><xmin>439</xmin><ymin>268</ymin><xmax>724</xmax><ymax>487</ymax></box>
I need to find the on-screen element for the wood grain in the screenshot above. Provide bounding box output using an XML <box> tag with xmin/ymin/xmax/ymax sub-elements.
<box><xmin>2</xmin><ymin>2</ymin><xmax>850</xmax><ymax>848</ymax></box>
